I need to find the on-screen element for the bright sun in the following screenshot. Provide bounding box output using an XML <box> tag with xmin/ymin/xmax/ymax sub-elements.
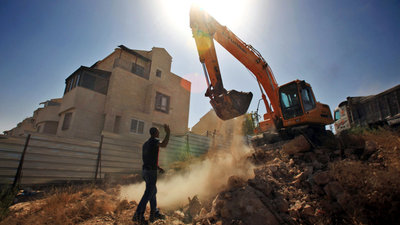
<box><xmin>158</xmin><ymin>0</ymin><xmax>252</xmax><ymax>93</ymax></box>
<box><xmin>160</xmin><ymin>0</ymin><xmax>251</xmax><ymax>33</ymax></box>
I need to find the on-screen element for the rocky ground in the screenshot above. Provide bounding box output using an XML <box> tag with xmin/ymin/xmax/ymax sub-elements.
<box><xmin>194</xmin><ymin>129</ymin><xmax>400</xmax><ymax>225</ymax></box>
<box><xmin>1</xmin><ymin>128</ymin><xmax>399</xmax><ymax>225</ymax></box>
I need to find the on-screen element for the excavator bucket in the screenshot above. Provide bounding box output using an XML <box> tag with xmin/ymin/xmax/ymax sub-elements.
<box><xmin>210</xmin><ymin>90</ymin><xmax>253</xmax><ymax>120</ymax></box>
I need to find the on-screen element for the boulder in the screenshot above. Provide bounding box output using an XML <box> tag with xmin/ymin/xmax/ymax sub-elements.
<box><xmin>302</xmin><ymin>204</ymin><xmax>315</xmax><ymax>216</ymax></box>
<box><xmin>281</xmin><ymin>135</ymin><xmax>311</xmax><ymax>155</ymax></box>
<box><xmin>211</xmin><ymin>185</ymin><xmax>280</xmax><ymax>225</ymax></box>
<box><xmin>362</xmin><ymin>140</ymin><xmax>378</xmax><ymax>159</ymax></box>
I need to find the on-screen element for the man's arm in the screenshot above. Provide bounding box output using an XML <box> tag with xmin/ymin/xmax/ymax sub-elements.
<box><xmin>158</xmin><ymin>124</ymin><xmax>170</xmax><ymax>148</ymax></box>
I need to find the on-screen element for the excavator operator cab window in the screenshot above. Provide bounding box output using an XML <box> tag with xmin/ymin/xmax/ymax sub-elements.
<box><xmin>300</xmin><ymin>85</ymin><xmax>316</xmax><ymax>112</ymax></box>
<box><xmin>279</xmin><ymin>83</ymin><xmax>304</xmax><ymax>120</ymax></box>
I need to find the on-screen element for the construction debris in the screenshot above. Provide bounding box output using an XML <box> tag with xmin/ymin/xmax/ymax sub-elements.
<box><xmin>194</xmin><ymin>129</ymin><xmax>400</xmax><ymax>225</ymax></box>
<box><xmin>1</xmin><ymin>129</ymin><xmax>400</xmax><ymax>225</ymax></box>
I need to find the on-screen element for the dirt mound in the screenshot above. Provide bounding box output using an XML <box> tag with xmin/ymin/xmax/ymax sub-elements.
<box><xmin>194</xmin><ymin>130</ymin><xmax>400</xmax><ymax>225</ymax></box>
<box><xmin>0</xmin><ymin>185</ymin><xmax>192</xmax><ymax>225</ymax></box>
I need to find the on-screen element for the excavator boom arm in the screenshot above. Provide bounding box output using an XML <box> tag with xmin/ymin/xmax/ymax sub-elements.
<box><xmin>190</xmin><ymin>6</ymin><xmax>282</xmax><ymax>120</ymax></box>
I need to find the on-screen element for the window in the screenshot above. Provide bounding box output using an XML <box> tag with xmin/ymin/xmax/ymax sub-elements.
<box><xmin>131</xmin><ymin>119</ymin><xmax>144</xmax><ymax>134</ymax></box>
<box><xmin>131</xmin><ymin>64</ymin><xmax>145</xmax><ymax>76</ymax></box>
<box><xmin>64</xmin><ymin>67</ymin><xmax>110</xmax><ymax>95</ymax></box>
<box><xmin>131</xmin><ymin>63</ymin><xmax>149</xmax><ymax>79</ymax></box>
<box><xmin>81</xmin><ymin>72</ymin><xmax>96</xmax><ymax>90</ymax></box>
<box><xmin>155</xmin><ymin>92</ymin><xmax>170</xmax><ymax>113</ymax></box>
<box><xmin>156</xmin><ymin>69</ymin><xmax>162</xmax><ymax>78</ymax></box>
<box><xmin>68</xmin><ymin>77</ymin><xmax>75</xmax><ymax>91</ymax></box>
<box><xmin>334</xmin><ymin>110</ymin><xmax>341</xmax><ymax>121</ymax></box>
<box><xmin>279</xmin><ymin>83</ymin><xmax>303</xmax><ymax>119</ymax></box>
<box><xmin>300</xmin><ymin>87</ymin><xmax>316</xmax><ymax>112</ymax></box>
<box><xmin>74</xmin><ymin>74</ymin><xmax>81</xmax><ymax>87</ymax></box>
<box><xmin>62</xmin><ymin>112</ymin><xmax>72</xmax><ymax>130</ymax></box>
<box><xmin>65</xmin><ymin>79</ymin><xmax>72</xmax><ymax>93</ymax></box>
<box><xmin>80</xmin><ymin>72</ymin><xmax>109</xmax><ymax>94</ymax></box>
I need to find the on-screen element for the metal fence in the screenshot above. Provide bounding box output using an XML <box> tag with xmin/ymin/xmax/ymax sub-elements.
<box><xmin>0</xmin><ymin>132</ymin><xmax>217</xmax><ymax>185</ymax></box>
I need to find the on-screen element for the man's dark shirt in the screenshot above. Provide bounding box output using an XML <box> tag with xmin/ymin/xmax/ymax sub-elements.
<box><xmin>142</xmin><ymin>137</ymin><xmax>160</xmax><ymax>170</ymax></box>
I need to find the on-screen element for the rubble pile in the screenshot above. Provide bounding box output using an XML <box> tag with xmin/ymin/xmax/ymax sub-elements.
<box><xmin>194</xmin><ymin>130</ymin><xmax>400</xmax><ymax>225</ymax></box>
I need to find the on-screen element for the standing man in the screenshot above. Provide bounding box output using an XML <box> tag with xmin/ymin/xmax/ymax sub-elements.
<box><xmin>133</xmin><ymin>124</ymin><xmax>170</xmax><ymax>224</ymax></box>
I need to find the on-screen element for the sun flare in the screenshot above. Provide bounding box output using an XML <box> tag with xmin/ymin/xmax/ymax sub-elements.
<box><xmin>160</xmin><ymin>0</ymin><xmax>251</xmax><ymax>32</ymax></box>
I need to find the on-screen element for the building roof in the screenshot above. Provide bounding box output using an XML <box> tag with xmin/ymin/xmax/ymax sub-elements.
<box><xmin>65</xmin><ymin>66</ymin><xmax>111</xmax><ymax>81</ymax></box>
<box><xmin>118</xmin><ymin>45</ymin><xmax>151</xmax><ymax>62</ymax></box>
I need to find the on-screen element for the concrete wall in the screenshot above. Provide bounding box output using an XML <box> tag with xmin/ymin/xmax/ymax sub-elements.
<box><xmin>35</xmin><ymin>105</ymin><xmax>60</xmax><ymax>124</ymax></box>
<box><xmin>35</xmin><ymin>105</ymin><xmax>61</xmax><ymax>135</ymax></box>
<box><xmin>191</xmin><ymin>109</ymin><xmax>236</xmax><ymax>143</ymax></box>
<box><xmin>41</xmin><ymin>121</ymin><xmax>59</xmax><ymax>134</ymax></box>
<box><xmin>57</xmin><ymin>87</ymin><xmax>106</xmax><ymax>140</ymax></box>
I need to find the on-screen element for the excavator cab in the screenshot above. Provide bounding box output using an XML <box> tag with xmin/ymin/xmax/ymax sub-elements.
<box><xmin>209</xmin><ymin>89</ymin><xmax>253</xmax><ymax>120</ymax></box>
<box><xmin>279</xmin><ymin>80</ymin><xmax>317</xmax><ymax>120</ymax></box>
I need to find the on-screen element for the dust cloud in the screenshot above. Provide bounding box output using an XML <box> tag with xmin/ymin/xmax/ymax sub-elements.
<box><xmin>120</xmin><ymin>116</ymin><xmax>255</xmax><ymax>209</ymax></box>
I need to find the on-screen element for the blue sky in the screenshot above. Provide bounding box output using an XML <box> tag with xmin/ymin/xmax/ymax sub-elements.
<box><xmin>1</xmin><ymin>0</ymin><xmax>399</xmax><ymax>133</ymax></box>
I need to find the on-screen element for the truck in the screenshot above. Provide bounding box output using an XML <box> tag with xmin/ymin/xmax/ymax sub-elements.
<box><xmin>334</xmin><ymin>84</ymin><xmax>400</xmax><ymax>133</ymax></box>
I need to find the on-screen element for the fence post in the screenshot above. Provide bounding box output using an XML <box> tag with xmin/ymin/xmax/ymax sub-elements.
<box><xmin>95</xmin><ymin>135</ymin><xmax>104</xmax><ymax>181</ymax></box>
<box><xmin>212</xmin><ymin>129</ymin><xmax>217</xmax><ymax>149</ymax></box>
<box><xmin>12</xmin><ymin>134</ymin><xmax>31</xmax><ymax>189</ymax></box>
<box><xmin>186</xmin><ymin>133</ymin><xmax>190</xmax><ymax>154</ymax></box>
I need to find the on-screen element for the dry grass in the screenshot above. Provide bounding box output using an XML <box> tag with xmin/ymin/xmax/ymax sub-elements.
<box><xmin>0</xmin><ymin>185</ymin><xmax>18</xmax><ymax>221</ymax></box>
<box><xmin>362</xmin><ymin>128</ymin><xmax>400</xmax><ymax>170</ymax></box>
<box><xmin>331</xmin><ymin>129</ymin><xmax>400</xmax><ymax>225</ymax></box>
<box><xmin>0</xmin><ymin>185</ymin><xmax>126</xmax><ymax>225</ymax></box>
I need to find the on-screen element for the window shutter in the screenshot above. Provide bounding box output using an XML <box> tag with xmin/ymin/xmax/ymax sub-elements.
<box><xmin>138</xmin><ymin>121</ymin><xmax>144</xmax><ymax>134</ymax></box>
<box><xmin>131</xmin><ymin>119</ymin><xmax>138</xmax><ymax>133</ymax></box>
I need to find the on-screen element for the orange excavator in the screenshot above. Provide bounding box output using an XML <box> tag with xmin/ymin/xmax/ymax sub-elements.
<box><xmin>190</xmin><ymin>6</ymin><xmax>333</xmax><ymax>143</ymax></box>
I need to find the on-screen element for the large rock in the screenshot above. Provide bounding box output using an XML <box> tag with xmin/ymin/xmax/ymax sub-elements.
<box><xmin>302</xmin><ymin>204</ymin><xmax>315</xmax><ymax>216</ymax></box>
<box><xmin>362</xmin><ymin>140</ymin><xmax>378</xmax><ymax>159</ymax></box>
<box><xmin>210</xmin><ymin>185</ymin><xmax>280</xmax><ymax>225</ymax></box>
<box><xmin>281</xmin><ymin>135</ymin><xmax>311</xmax><ymax>155</ymax></box>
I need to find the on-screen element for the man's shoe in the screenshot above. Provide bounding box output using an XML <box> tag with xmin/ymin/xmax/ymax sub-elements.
<box><xmin>132</xmin><ymin>214</ymin><xmax>149</xmax><ymax>225</ymax></box>
<box><xmin>149</xmin><ymin>211</ymin><xmax>166</xmax><ymax>222</ymax></box>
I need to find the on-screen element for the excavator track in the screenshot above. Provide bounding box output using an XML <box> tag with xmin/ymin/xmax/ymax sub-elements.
<box><xmin>250</xmin><ymin>125</ymin><xmax>334</xmax><ymax>150</ymax></box>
